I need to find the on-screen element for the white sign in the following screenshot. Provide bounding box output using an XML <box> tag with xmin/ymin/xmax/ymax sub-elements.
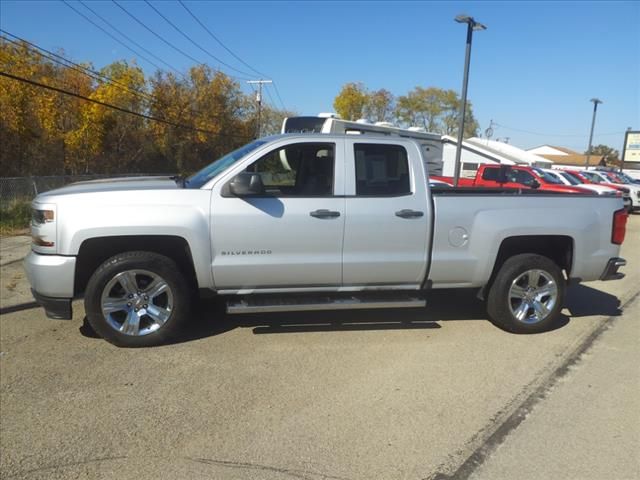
<box><xmin>623</xmin><ymin>131</ymin><xmax>640</xmax><ymax>163</ymax></box>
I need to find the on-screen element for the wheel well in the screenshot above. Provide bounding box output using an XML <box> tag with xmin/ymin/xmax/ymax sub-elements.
<box><xmin>494</xmin><ymin>235</ymin><xmax>573</xmax><ymax>279</ymax></box>
<box><xmin>479</xmin><ymin>235</ymin><xmax>573</xmax><ymax>300</ymax></box>
<box><xmin>74</xmin><ymin>235</ymin><xmax>198</xmax><ymax>296</ymax></box>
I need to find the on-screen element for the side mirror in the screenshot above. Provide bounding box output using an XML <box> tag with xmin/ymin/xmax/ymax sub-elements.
<box><xmin>529</xmin><ymin>179</ymin><xmax>541</xmax><ymax>189</ymax></box>
<box><xmin>229</xmin><ymin>173</ymin><xmax>265</xmax><ymax>196</ymax></box>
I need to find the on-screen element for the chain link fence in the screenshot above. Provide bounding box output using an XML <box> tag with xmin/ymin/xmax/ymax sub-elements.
<box><xmin>0</xmin><ymin>174</ymin><xmax>169</xmax><ymax>207</ymax></box>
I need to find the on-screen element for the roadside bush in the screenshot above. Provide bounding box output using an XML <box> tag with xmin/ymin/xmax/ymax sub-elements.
<box><xmin>0</xmin><ymin>200</ymin><xmax>31</xmax><ymax>235</ymax></box>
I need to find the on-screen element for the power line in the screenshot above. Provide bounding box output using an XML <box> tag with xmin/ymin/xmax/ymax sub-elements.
<box><xmin>112</xmin><ymin>0</ymin><xmax>249</xmax><ymax>82</ymax></box>
<box><xmin>1</xmin><ymin>31</ymin><xmax>258</xmax><ymax>123</ymax></box>
<box><xmin>143</xmin><ymin>0</ymin><xmax>253</xmax><ymax>79</ymax></box>
<box><xmin>0</xmin><ymin>70</ymin><xmax>251</xmax><ymax>140</ymax></box>
<box><xmin>61</xmin><ymin>0</ymin><xmax>181</xmax><ymax>77</ymax></box>
<box><xmin>0</xmin><ymin>31</ymin><xmax>155</xmax><ymax>103</ymax></box>
<box><xmin>178</xmin><ymin>0</ymin><xmax>267</xmax><ymax>78</ymax></box>
<box><xmin>271</xmin><ymin>81</ymin><xmax>288</xmax><ymax>111</ymax></box>
<box><xmin>264</xmin><ymin>85</ymin><xmax>278</xmax><ymax>110</ymax></box>
<box><xmin>178</xmin><ymin>0</ymin><xmax>289</xmax><ymax>109</ymax></box>
<box><xmin>494</xmin><ymin>123</ymin><xmax>625</xmax><ymax>138</ymax></box>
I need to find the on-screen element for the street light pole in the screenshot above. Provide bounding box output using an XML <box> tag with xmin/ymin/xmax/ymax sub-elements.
<box><xmin>584</xmin><ymin>98</ymin><xmax>603</xmax><ymax>169</ymax></box>
<box><xmin>453</xmin><ymin>15</ymin><xmax>486</xmax><ymax>187</ymax></box>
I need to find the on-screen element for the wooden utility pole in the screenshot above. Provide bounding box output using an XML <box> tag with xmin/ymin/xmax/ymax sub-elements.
<box><xmin>247</xmin><ymin>79</ymin><xmax>272</xmax><ymax>138</ymax></box>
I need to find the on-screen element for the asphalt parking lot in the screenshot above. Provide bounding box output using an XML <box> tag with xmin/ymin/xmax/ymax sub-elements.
<box><xmin>1</xmin><ymin>216</ymin><xmax>638</xmax><ymax>480</ymax></box>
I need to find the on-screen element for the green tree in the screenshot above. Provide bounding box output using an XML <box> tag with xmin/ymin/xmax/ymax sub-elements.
<box><xmin>396</xmin><ymin>86</ymin><xmax>444</xmax><ymax>131</ymax></box>
<box><xmin>396</xmin><ymin>86</ymin><xmax>478</xmax><ymax>138</ymax></box>
<box><xmin>333</xmin><ymin>82</ymin><xmax>369</xmax><ymax>120</ymax></box>
<box><xmin>365</xmin><ymin>88</ymin><xmax>395</xmax><ymax>122</ymax></box>
<box><xmin>586</xmin><ymin>144</ymin><xmax>620</xmax><ymax>164</ymax></box>
<box><xmin>259</xmin><ymin>105</ymin><xmax>298</xmax><ymax>136</ymax></box>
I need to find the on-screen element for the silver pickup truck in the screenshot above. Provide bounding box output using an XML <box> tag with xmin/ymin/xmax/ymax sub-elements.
<box><xmin>25</xmin><ymin>134</ymin><xmax>628</xmax><ymax>347</ymax></box>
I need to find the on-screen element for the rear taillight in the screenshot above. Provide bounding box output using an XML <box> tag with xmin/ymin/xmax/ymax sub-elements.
<box><xmin>612</xmin><ymin>208</ymin><xmax>628</xmax><ymax>245</ymax></box>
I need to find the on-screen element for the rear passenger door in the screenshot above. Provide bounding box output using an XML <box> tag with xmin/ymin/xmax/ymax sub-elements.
<box><xmin>342</xmin><ymin>139</ymin><xmax>431</xmax><ymax>287</ymax></box>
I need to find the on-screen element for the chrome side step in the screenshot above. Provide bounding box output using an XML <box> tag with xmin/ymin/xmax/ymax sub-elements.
<box><xmin>226</xmin><ymin>293</ymin><xmax>426</xmax><ymax>314</ymax></box>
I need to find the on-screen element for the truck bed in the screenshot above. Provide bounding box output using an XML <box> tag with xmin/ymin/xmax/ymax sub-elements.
<box><xmin>428</xmin><ymin>192</ymin><xmax>621</xmax><ymax>288</ymax></box>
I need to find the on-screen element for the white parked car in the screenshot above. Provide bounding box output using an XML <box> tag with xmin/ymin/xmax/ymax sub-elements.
<box><xmin>582</xmin><ymin>170</ymin><xmax>640</xmax><ymax>212</ymax></box>
<box><xmin>544</xmin><ymin>169</ymin><xmax>619</xmax><ymax>195</ymax></box>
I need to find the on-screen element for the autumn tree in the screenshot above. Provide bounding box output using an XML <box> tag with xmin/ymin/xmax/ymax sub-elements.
<box><xmin>67</xmin><ymin>61</ymin><xmax>149</xmax><ymax>174</ymax></box>
<box><xmin>1</xmin><ymin>39</ymin><xmax>91</xmax><ymax>176</ymax></box>
<box><xmin>0</xmin><ymin>38</ymin><xmax>316</xmax><ymax>179</ymax></box>
<box><xmin>333</xmin><ymin>82</ymin><xmax>369</xmax><ymax>120</ymax></box>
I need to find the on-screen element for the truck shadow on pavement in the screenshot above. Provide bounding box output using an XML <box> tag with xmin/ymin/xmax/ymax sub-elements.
<box><xmin>564</xmin><ymin>283</ymin><xmax>623</xmax><ymax>318</ymax></box>
<box><xmin>78</xmin><ymin>284</ymin><xmax>622</xmax><ymax>345</ymax></box>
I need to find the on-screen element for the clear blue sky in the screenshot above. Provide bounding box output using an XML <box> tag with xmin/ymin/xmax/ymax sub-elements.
<box><xmin>1</xmin><ymin>0</ymin><xmax>638</xmax><ymax>152</ymax></box>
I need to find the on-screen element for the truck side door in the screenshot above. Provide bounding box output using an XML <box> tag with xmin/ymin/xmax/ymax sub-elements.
<box><xmin>210</xmin><ymin>140</ymin><xmax>345</xmax><ymax>290</ymax></box>
<box><xmin>342</xmin><ymin>139</ymin><xmax>432</xmax><ymax>287</ymax></box>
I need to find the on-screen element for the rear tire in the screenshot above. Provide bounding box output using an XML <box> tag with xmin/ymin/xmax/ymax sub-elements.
<box><xmin>487</xmin><ymin>254</ymin><xmax>565</xmax><ymax>333</ymax></box>
<box><xmin>84</xmin><ymin>251</ymin><xmax>191</xmax><ymax>347</ymax></box>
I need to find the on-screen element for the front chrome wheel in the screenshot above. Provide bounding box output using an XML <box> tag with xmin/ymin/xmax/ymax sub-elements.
<box><xmin>508</xmin><ymin>269</ymin><xmax>558</xmax><ymax>325</ymax></box>
<box><xmin>100</xmin><ymin>269</ymin><xmax>174</xmax><ymax>336</ymax></box>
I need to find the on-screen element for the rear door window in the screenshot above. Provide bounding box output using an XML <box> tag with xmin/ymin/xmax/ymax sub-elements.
<box><xmin>354</xmin><ymin>144</ymin><xmax>410</xmax><ymax>196</ymax></box>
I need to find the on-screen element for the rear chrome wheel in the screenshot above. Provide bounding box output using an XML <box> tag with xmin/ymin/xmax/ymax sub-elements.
<box><xmin>508</xmin><ymin>269</ymin><xmax>558</xmax><ymax>325</ymax></box>
<box><xmin>487</xmin><ymin>254</ymin><xmax>565</xmax><ymax>333</ymax></box>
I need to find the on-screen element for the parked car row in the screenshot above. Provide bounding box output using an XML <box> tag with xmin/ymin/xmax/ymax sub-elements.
<box><xmin>431</xmin><ymin>164</ymin><xmax>638</xmax><ymax>213</ymax></box>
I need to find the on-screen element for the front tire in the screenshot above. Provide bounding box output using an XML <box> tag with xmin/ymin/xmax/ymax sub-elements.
<box><xmin>84</xmin><ymin>251</ymin><xmax>191</xmax><ymax>347</ymax></box>
<box><xmin>487</xmin><ymin>254</ymin><xmax>565</xmax><ymax>333</ymax></box>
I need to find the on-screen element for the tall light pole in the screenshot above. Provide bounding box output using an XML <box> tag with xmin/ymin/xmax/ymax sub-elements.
<box><xmin>453</xmin><ymin>14</ymin><xmax>486</xmax><ymax>187</ymax></box>
<box><xmin>584</xmin><ymin>98</ymin><xmax>603</xmax><ymax>169</ymax></box>
<box><xmin>247</xmin><ymin>79</ymin><xmax>272</xmax><ymax>138</ymax></box>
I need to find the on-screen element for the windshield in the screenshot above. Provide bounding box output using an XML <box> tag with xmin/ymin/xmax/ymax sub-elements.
<box><xmin>604</xmin><ymin>172</ymin><xmax>625</xmax><ymax>183</ymax></box>
<box><xmin>618</xmin><ymin>172</ymin><xmax>639</xmax><ymax>183</ymax></box>
<box><xmin>559</xmin><ymin>171</ymin><xmax>580</xmax><ymax>185</ymax></box>
<box><xmin>581</xmin><ymin>171</ymin><xmax>603</xmax><ymax>183</ymax></box>
<box><xmin>533</xmin><ymin>168</ymin><xmax>562</xmax><ymax>184</ymax></box>
<box><xmin>608</xmin><ymin>172</ymin><xmax>633</xmax><ymax>184</ymax></box>
<box><xmin>186</xmin><ymin>140</ymin><xmax>268</xmax><ymax>188</ymax></box>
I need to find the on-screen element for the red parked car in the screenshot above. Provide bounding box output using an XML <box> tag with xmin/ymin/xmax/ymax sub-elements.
<box><xmin>434</xmin><ymin>165</ymin><xmax>591</xmax><ymax>193</ymax></box>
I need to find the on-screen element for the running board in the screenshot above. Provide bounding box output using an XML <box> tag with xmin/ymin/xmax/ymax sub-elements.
<box><xmin>226</xmin><ymin>293</ymin><xmax>426</xmax><ymax>314</ymax></box>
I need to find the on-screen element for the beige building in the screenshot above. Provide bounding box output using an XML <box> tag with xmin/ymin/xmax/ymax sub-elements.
<box><xmin>527</xmin><ymin>145</ymin><xmax>606</xmax><ymax>169</ymax></box>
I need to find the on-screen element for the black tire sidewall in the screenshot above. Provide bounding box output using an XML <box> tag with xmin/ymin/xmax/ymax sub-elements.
<box><xmin>487</xmin><ymin>254</ymin><xmax>565</xmax><ymax>334</ymax></box>
<box><xmin>84</xmin><ymin>251</ymin><xmax>190</xmax><ymax>347</ymax></box>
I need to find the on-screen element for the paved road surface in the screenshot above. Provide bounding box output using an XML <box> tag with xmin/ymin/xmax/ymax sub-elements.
<box><xmin>1</xmin><ymin>218</ymin><xmax>638</xmax><ymax>480</ymax></box>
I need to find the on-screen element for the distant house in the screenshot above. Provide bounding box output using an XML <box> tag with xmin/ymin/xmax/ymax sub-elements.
<box><xmin>527</xmin><ymin>145</ymin><xmax>606</xmax><ymax>169</ymax></box>
<box><xmin>440</xmin><ymin>137</ymin><xmax>554</xmax><ymax>178</ymax></box>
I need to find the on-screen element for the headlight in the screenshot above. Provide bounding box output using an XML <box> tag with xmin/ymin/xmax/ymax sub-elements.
<box><xmin>31</xmin><ymin>204</ymin><xmax>56</xmax><ymax>250</ymax></box>
<box><xmin>32</xmin><ymin>209</ymin><xmax>55</xmax><ymax>225</ymax></box>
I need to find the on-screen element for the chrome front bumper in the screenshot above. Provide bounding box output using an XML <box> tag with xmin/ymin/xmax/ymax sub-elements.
<box><xmin>599</xmin><ymin>257</ymin><xmax>626</xmax><ymax>281</ymax></box>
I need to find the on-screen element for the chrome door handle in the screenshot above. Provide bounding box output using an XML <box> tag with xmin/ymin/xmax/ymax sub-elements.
<box><xmin>395</xmin><ymin>209</ymin><xmax>424</xmax><ymax>219</ymax></box>
<box><xmin>310</xmin><ymin>209</ymin><xmax>341</xmax><ymax>219</ymax></box>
